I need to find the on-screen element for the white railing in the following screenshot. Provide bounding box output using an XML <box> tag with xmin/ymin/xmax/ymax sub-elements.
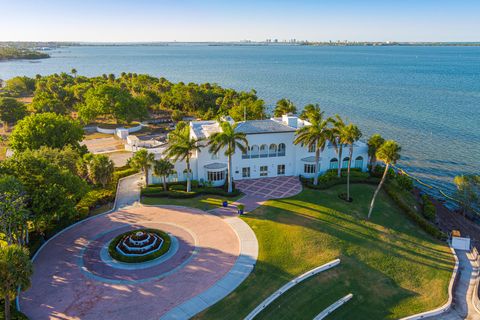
<box><xmin>313</xmin><ymin>293</ymin><xmax>353</xmax><ymax>320</ymax></box>
<box><xmin>244</xmin><ymin>259</ymin><xmax>340</xmax><ymax>320</ymax></box>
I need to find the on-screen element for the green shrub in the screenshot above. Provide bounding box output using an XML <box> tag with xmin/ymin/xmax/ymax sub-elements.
<box><xmin>396</xmin><ymin>174</ymin><xmax>414</xmax><ymax>191</ymax></box>
<box><xmin>384</xmin><ymin>183</ymin><xmax>443</xmax><ymax>239</ymax></box>
<box><xmin>421</xmin><ymin>194</ymin><xmax>437</xmax><ymax>221</ymax></box>
<box><xmin>112</xmin><ymin>167</ymin><xmax>138</xmax><ymax>185</ymax></box>
<box><xmin>371</xmin><ymin>165</ymin><xmax>395</xmax><ymax>179</ymax></box>
<box><xmin>76</xmin><ymin>189</ymin><xmax>114</xmax><ymax>210</ymax></box>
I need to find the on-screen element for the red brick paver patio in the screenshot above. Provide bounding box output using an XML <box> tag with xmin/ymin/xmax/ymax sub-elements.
<box><xmin>211</xmin><ymin>176</ymin><xmax>302</xmax><ymax>216</ymax></box>
<box><xmin>235</xmin><ymin>176</ymin><xmax>302</xmax><ymax>199</ymax></box>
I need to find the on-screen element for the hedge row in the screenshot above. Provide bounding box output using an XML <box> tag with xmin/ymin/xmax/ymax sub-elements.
<box><xmin>300</xmin><ymin>171</ymin><xmax>380</xmax><ymax>190</ymax></box>
<box><xmin>142</xmin><ymin>185</ymin><xmax>241</xmax><ymax>198</ymax></box>
<box><xmin>384</xmin><ymin>183</ymin><xmax>444</xmax><ymax>239</ymax></box>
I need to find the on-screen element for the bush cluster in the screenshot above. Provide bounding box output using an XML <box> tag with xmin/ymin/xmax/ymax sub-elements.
<box><xmin>421</xmin><ymin>194</ymin><xmax>437</xmax><ymax>221</ymax></box>
<box><xmin>75</xmin><ymin>189</ymin><xmax>115</xmax><ymax>219</ymax></box>
<box><xmin>396</xmin><ymin>174</ymin><xmax>414</xmax><ymax>191</ymax></box>
<box><xmin>384</xmin><ymin>183</ymin><xmax>444</xmax><ymax>239</ymax></box>
<box><xmin>75</xmin><ymin>167</ymin><xmax>139</xmax><ymax>218</ymax></box>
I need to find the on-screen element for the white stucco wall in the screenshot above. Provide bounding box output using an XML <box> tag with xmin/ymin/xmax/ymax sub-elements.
<box><xmin>146</xmin><ymin>118</ymin><xmax>369</xmax><ymax>186</ymax></box>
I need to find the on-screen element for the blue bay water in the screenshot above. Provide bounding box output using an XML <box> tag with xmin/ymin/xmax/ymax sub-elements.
<box><xmin>0</xmin><ymin>44</ymin><xmax>479</xmax><ymax>200</ymax></box>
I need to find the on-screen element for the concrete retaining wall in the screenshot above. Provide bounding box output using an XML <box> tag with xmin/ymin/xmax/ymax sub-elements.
<box><xmin>313</xmin><ymin>293</ymin><xmax>353</xmax><ymax>320</ymax></box>
<box><xmin>400</xmin><ymin>245</ymin><xmax>459</xmax><ymax>320</ymax></box>
<box><xmin>96</xmin><ymin>124</ymin><xmax>143</xmax><ymax>135</ymax></box>
<box><xmin>244</xmin><ymin>259</ymin><xmax>340</xmax><ymax>320</ymax></box>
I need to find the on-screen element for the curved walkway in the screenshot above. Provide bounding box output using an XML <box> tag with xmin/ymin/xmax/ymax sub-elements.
<box><xmin>433</xmin><ymin>250</ymin><xmax>480</xmax><ymax>320</ymax></box>
<box><xmin>19</xmin><ymin>203</ymin><xmax>258</xmax><ymax>320</ymax></box>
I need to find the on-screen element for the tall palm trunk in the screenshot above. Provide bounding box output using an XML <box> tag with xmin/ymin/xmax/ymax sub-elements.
<box><xmin>227</xmin><ymin>155</ymin><xmax>233</xmax><ymax>193</ymax></box>
<box><xmin>347</xmin><ymin>145</ymin><xmax>353</xmax><ymax>200</ymax></box>
<box><xmin>371</xmin><ymin>156</ymin><xmax>377</xmax><ymax>172</ymax></box>
<box><xmin>144</xmin><ymin>165</ymin><xmax>149</xmax><ymax>186</ymax></box>
<box><xmin>368</xmin><ymin>163</ymin><xmax>389</xmax><ymax>219</ymax></box>
<box><xmin>5</xmin><ymin>294</ymin><xmax>10</xmax><ymax>320</ymax></box>
<box><xmin>337</xmin><ymin>145</ymin><xmax>343</xmax><ymax>177</ymax></box>
<box><xmin>313</xmin><ymin>148</ymin><xmax>320</xmax><ymax>185</ymax></box>
<box><xmin>186</xmin><ymin>157</ymin><xmax>191</xmax><ymax>192</ymax></box>
<box><xmin>162</xmin><ymin>175</ymin><xmax>167</xmax><ymax>191</ymax></box>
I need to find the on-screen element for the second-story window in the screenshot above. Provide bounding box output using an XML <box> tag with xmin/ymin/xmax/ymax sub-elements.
<box><xmin>308</xmin><ymin>142</ymin><xmax>316</xmax><ymax>153</ymax></box>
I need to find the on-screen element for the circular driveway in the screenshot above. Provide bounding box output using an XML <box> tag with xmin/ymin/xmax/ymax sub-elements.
<box><xmin>20</xmin><ymin>206</ymin><xmax>241</xmax><ymax>320</ymax></box>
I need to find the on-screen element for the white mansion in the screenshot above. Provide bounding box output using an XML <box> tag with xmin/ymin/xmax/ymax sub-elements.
<box><xmin>147</xmin><ymin>114</ymin><xmax>369</xmax><ymax>186</ymax></box>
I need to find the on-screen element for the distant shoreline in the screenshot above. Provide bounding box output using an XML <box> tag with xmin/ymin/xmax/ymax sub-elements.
<box><xmin>2</xmin><ymin>41</ymin><xmax>480</xmax><ymax>48</ymax></box>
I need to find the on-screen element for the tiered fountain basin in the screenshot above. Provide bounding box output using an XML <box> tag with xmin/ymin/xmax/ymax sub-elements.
<box><xmin>108</xmin><ymin>228</ymin><xmax>171</xmax><ymax>263</ymax></box>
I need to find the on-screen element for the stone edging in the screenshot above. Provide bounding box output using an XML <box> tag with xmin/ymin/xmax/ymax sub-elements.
<box><xmin>399</xmin><ymin>245</ymin><xmax>459</xmax><ymax>320</ymax></box>
<box><xmin>16</xmin><ymin>173</ymin><xmax>137</xmax><ymax>312</ymax></box>
<box><xmin>244</xmin><ymin>258</ymin><xmax>341</xmax><ymax>320</ymax></box>
<box><xmin>313</xmin><ymin>293</ymin><xmax>353</xmax><ymax>320</ymax></box>
<box><xmin>159</xmin><ymin>215</ymin><xmax>259</xmax><ymax>319</ymax></box>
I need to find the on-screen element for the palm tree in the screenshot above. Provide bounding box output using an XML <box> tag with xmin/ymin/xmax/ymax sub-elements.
<box><xmin>294</xmin><ymin>111</ymin><xmax>330</xmax><ymax>185</ymax></box>
<box><xmin>208</xmin><ymin>121</ymin><xmax>248</xmax><ymax>193</ymax></box>
<box><xmin>164</xmin><ymin>125</ymin><xmax>203</xmax><ymax>192</ymax></box>
<box><xmin>330</xmin><ymin>115</ymin><xmax>347</xmax><ymax>177</ymax></box>
<box><xmin>367</xmin><ymin>134</ymin><xmax>385</xmax><ymax>171</ymax></box>
<box><xmin>88</xmin><ymin>154</ymin><xmax>114</xmax><ymax>187</ymax></box>
<box><xmin>274</xmin><ymin>98</ymin><xmax>297</xmax><ymax>117</ymax></box>
<box><xmin>367</xmin><ymin>140</ymin><xmax>401</xmax><ymax>219</ymax></box>
<box><xmin>128</xmin><ymin>149</ymin><xmax>155</xmax><ymax>186</ymax></box>
<box><xmin>0</xmin><ymin>244</ymin><xmax>33</xmax><ymax>320</ymax></box>
<box><xmin>153</xmin><ymin>159</ymin><xmax>174</xmax><ymax>191</ymax></box>
<box><xmin>299</xmin><ymin>103</ymin><xmax>322</xmax><ymax>122</ymax></box>
<box><xmin>342</xmin><ymin>124</ymin><xmax>362</xmax><ymax>201</ymax></box>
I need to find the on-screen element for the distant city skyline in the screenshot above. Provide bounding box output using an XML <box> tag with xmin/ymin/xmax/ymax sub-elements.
<box><xmin>1</xmin><ymin>0</ymin><xmax>479</xmax><ymax>42</ymax></box>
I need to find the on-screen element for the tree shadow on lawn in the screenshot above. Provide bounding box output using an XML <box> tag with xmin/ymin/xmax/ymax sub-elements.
<box><xmin>254</xmin><ymin>256</ymin><xmax>420</xmax><ymax>320</ymax></box>
<box><xmin>251</xmin><ymin>199</ymin><xmax>453</xmax><ymax>272</ymax></box>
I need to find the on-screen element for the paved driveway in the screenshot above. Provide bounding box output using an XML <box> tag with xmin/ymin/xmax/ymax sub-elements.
<box><xmin>19</xmin><ymin>205</ymin><xmax>243</xmax><ymax>320</ymax></box>
<box><xmin>235</xmin><ymin>176</ymin><xmax>302</xmax><ymax>199</ymax></box>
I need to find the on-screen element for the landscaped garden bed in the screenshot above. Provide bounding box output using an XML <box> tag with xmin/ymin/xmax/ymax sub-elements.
<box><xmin>108</xmin><ymin>228</ymin><xmax>171</xmax><ymax>263</ymax></box>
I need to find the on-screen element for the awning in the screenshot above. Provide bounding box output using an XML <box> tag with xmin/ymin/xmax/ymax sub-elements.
<box><xmin>301</xmin><ymin>156</ymin><xmax>319</xmax><ymax>163</ymax></box>
<box><xmin>204</xmin><ymin>162</ymin><xmax>227</xmax><ymax>171</ymax></box>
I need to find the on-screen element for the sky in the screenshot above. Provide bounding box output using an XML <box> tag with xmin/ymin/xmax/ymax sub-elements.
<box><xmin>1</xmin><ymin>0</ymin><xmax>479</xmax><ymax>42</ymax></box>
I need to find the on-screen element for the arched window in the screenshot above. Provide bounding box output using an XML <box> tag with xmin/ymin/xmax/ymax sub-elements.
<box><xmin>278</xmin><ymin>143</ymin><xmax>286</xmax><ymax>156</ymax></box>
<box><xmin>242</xmin><ymin>148</ymin><xmax>249</xmax><ymax>159</ymax></box>
<box><xmin>250</xmin><ymin>145</ymin><xmax>259</xmax><ymax>158</ymax></box>
<box><xmin>308</xmin><ymin>142</ymin><xmax>316</xmax><ymax>153</ymax></box>
<box><xmin>260</xmin><ymin>144</ymin><xmax>268</xmax><ymax>158</ymax></box>
<box><xmin>342</xmin><ymin>157</ymin><xmax>350</xmax><ymax>169</ymax></box>
<box><xmin>269</xmin><ymin>144</ymin><xmax>277</xmax><ymax>157</ymax></box>
<box><xmin>329</xmin><ymin>158</ymin><xmax>338</xmax><ymax>170</ymax></box>
<box><xmin>355</xmin><ymin>156</ymin><xmax>364</xmax><ymax>169</ymax></box>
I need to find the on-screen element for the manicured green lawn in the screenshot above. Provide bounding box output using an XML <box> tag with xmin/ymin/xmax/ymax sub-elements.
<box><xmin>141</xmin><ymin>194</ymin><xmax>243</xmax><ymax>211</ymax></box>
<box><xmin>195</xmin><ymin>184</ymin><xmax>453</xmax><ymax>320</ymax></box>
